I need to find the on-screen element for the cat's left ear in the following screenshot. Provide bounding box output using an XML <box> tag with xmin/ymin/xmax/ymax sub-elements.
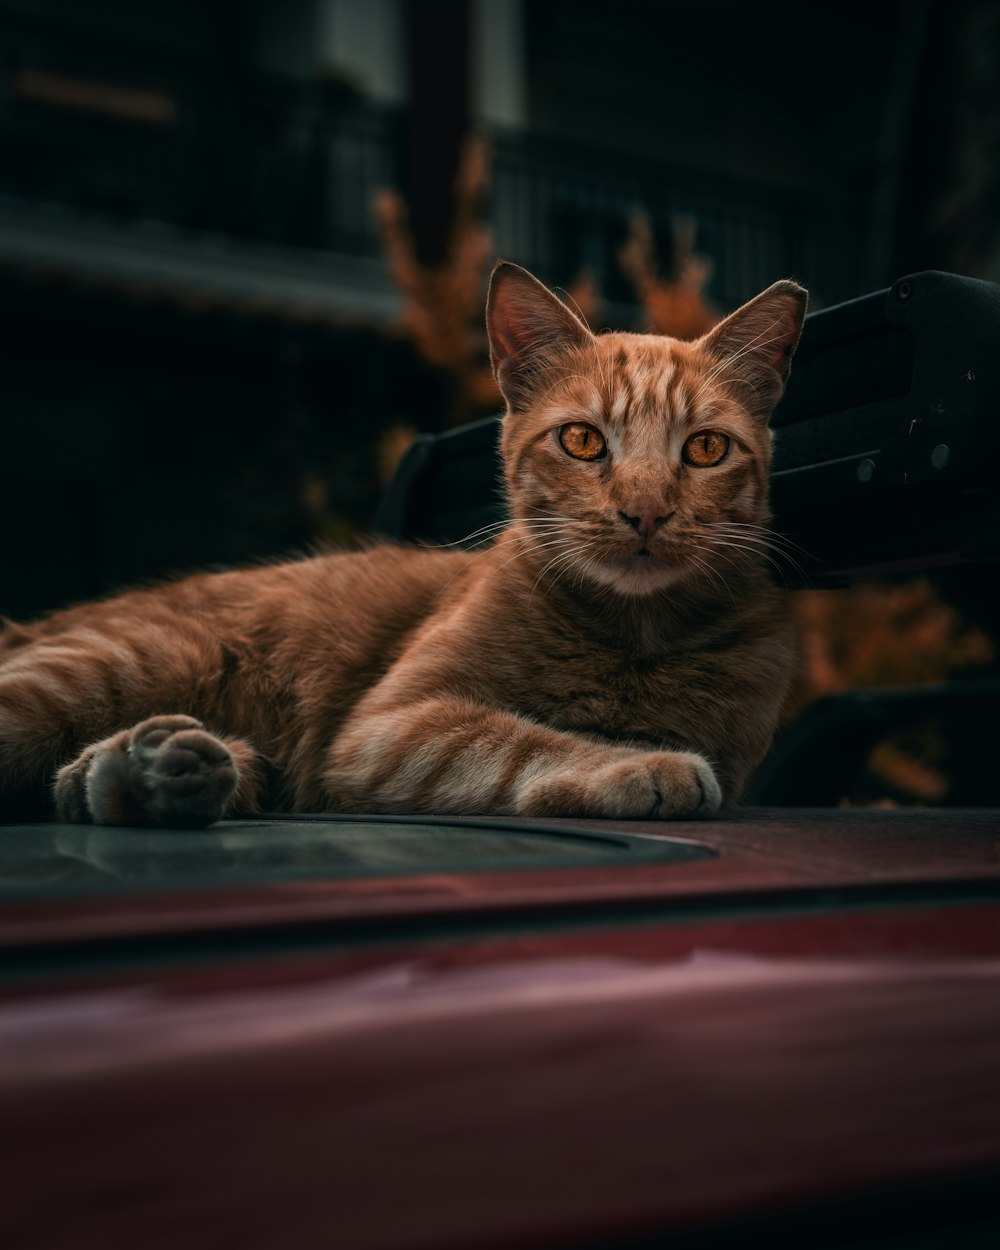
<box><xmin>486</xmin><ymin>260</ymin><xmax>592</xmax><ymax>405</ymax></box>
<box><xmin>697</xmin><ymin>279</ymin><xmax>808</xmax><ymax>416</ymax></box>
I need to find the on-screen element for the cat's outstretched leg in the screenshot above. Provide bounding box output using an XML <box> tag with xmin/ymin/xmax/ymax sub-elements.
<box><xmin>0</xmin><ymin>611</ymin><xmax>246</xmax><ymax>819</ymax></box>
<box><xmin>53</xmin><ymin>715</ymin><xmax>265</xmax><ymax>828</ymax></box>
<box><xmin>327</xmin><ymin>697</ymin><xmax>723</xmax><ymax>819</ymax></box>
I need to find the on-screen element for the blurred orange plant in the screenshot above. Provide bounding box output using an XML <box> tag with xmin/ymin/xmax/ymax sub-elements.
<box><xmin>793</xmin><ymin>580</ymin><xmax>993</xmax><ymax>702</ymax></box>
<box><xmin>373</xmin><ymin>134</ymin><xmax>499</xmax><ymax>428</ymax></box>
<box><xmin>792</xmin><ymin>580</ymin><xmax>993</xmax><ymax>804</ymax></box>
<box><xmin>618</xmin><ymin>211</ymin><xmax>720</xmax><ymax>339</ymax></box>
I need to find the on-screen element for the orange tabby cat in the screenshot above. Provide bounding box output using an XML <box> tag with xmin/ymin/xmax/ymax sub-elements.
<box><xmin>0</xmin><ymin>261</ymin><xmax>806</xmax><ymax>827</ymax></box>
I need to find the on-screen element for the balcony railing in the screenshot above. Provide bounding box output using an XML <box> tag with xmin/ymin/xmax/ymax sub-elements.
<box><xmin>0</xmin><ymin>49</ymin><xmax>871</xmax><ymax>310</ymax></box>
<box><xmin>489</xmin><ymin>126</ymin><xmax>868</xmax><ymax>311</ymax></box>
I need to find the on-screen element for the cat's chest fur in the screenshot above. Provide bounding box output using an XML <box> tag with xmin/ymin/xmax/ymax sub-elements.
<box><xmin>432</xmin><ymin>572</ymin><xmax>760</xmax><ymax>745</ymax></box>
<box><xmin>503</xmin><ymin>632</ymin><xmax>740</xmax><ymax>747</ymax></box>
<box><xmin>417</xmin><ymin>568</ymin><xmax>790</xmax><ymax>778</ymax></box>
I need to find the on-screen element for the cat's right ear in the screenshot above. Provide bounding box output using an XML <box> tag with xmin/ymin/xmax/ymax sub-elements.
<box><xmin>696</xmin><ymin>279</ymin><xmax>808</xmax><ymax>418</ymax></box>
<box><xmin>486</xmin><ymin>261</ymin><xmax>592</xmax><ymax>406</ymax></box>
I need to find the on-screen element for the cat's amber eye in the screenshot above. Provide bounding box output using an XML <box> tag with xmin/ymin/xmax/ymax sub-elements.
<box><xmin>682</xmin><ymin>430</ymin><xmax>731</xmax><ymax>467</ymax></box>
<box><xmin>559</xmin><ymin>422</ymin><xmax>607</xmax><ymax>461</ymax></box>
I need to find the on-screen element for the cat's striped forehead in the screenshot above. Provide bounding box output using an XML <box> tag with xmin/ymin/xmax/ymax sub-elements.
<box><xmin>561</xmin><ymin>333</ymin><xmax>711</xmax><ymax>427</ymax></box>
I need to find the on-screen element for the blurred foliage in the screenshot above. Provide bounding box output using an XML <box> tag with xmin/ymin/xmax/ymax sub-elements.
<box><xmin>793</xmin><ymin>581</ymin><xmax>993</xmax><ymax>700</ymax></box>
<box><xmin>618</xmin><ymin>212</ymin><xmax>720</xmax><ymax>339</ymax></box>
<box><xmin>374</xmin><ymin>134</ymin><xmax>500</xmax><ymax>429</ymax></box>
<box><xmin>793</xmin><ymin>581</ymin><xmax>994</xmax><ymax>805</ymax></box>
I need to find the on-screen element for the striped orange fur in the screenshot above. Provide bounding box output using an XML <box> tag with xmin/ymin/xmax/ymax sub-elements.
<box><xmin>0</xmin><ymin>261</ymin><xmax>806</xmax><ymax>827</ymax></box>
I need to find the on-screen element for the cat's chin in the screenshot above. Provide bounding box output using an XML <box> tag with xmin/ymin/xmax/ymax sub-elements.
<box><xmin>584</xmin><ymin>555</ymin><xmax>690</xmax><ymax>598</ymax></box>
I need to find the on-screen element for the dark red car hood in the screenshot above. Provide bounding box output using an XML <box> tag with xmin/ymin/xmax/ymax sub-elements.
<box><xmin>2</xmin><ymin>807</ymin><xmax>1000</xmax><ymax>1249</ymax></box>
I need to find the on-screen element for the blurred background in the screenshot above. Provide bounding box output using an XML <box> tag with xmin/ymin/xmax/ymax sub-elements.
<box><xmin>2</xmin><ymin>0</ymin><xmax>998</xmax><ymax>804</ymax></box>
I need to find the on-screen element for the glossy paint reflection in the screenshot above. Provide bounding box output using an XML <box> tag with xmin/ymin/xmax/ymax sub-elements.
<box><xmin>3</xmin><ymin>903</ymin><xmax>1000</xmax><ymax>1249</ymax></box>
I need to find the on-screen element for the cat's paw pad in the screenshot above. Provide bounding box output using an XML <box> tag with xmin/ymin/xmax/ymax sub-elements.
<box><xmin>518</xmin><ymin>749</ymin><xmax>721</xmax><ymax>820</ymax></box>
<box><xmin>126</xmin><ymin>716</ymin><xmax>237</xmax><ymax>828</ymax></box>
<box><xmin>55</xmin><ymin>715</ymin><xmax>238</xmax><ymax>828</ymax></box>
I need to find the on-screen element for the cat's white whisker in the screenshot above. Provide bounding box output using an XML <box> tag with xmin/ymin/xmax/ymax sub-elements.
<box><xmin>432</xmin><ymin>516</ymin><xmax>578</xmax><ymax>552</ymax></box>
<box><xmin>684</xmin><ymin>546</ymin><xmax>736</xmax><ymax>604</ymax></box>
<box><xmin>530</xmin><ymin>549</ymin><xmax>573</xmax><ymax>586</ymax></box>
<box><xmin>572</xmin><ymin>550</ymin><xmax>597</xmax><ymax>594</ymax></box>
<box><xmin>706</xmin><ymin>524</ymin><xmax>808</xmax><ymax>580</ymax></box>
<box><xmin>717</xmin><ymin>540</ymin><xmax>805</xmax><ymax>580</ymax></box>
<box><xmin>495</xmin><ymin>535</ymin><xmax>578</xmax><ymax>581</ymax></box>
<box><xmin>437</xmin><ymin>515</ymin><xmax>577</xmax><ymax>550</ymax></box>
<box><xmin>530</xmin><ymin>544</ymin><xmax>588</xmax><ymax>597</ymax></box>
<box><xmin>708</xmin><ymin>536</ymin><xmax>791</xmax><ymax>583</ymax></box>
<box><xmin>587</xmin><ymin>552</ymin><xmax>613</xmax><ymax>596</ymax></box>
<box><xmin>712</xmin><ymin>521</ymin><xmax>814</xmax><ymax>561</ymax></box>
<box><xmin>428</xmin><ymin>524</ymin><xmax>518</xmax><ymax>551</ymax></box>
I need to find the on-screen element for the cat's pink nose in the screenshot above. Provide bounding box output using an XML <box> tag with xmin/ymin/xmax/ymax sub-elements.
<box><xmin>619</xmin><ymin>509</ymin><xmax>673</xmax><ymax>539</ymax></box>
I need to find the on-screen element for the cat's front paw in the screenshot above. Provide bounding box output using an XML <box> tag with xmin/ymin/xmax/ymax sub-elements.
<box><xmin>127</xmin><ymin>716</ymin><xmax>238</xmax><ymax>828</ymax></box>
<box><xmin>517</xmin><ymin>750</ymin><xmax>721</xmax><ymax>820</ymax></box>
<box><xmin>54</xmin><ymin>715</ymin><xmax>238</xmax><ymax>828</ymax></box>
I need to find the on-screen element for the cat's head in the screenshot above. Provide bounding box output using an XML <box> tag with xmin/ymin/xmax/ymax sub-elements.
<box><xmin>486</xmin><ymin>260</ymin><xmax>807</xmax><ymax>598</ymax></box>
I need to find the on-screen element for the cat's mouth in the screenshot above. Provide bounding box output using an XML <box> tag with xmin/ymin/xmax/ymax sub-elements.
<box><xmin>617</xmin><ymin>548</ymin><xmax>671</xmax><ymax>571</ymax></box>
<box><xmin>589</xmin><ymin>546</ymin><xmax>688</xmax><ymax>595</ymax></box>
